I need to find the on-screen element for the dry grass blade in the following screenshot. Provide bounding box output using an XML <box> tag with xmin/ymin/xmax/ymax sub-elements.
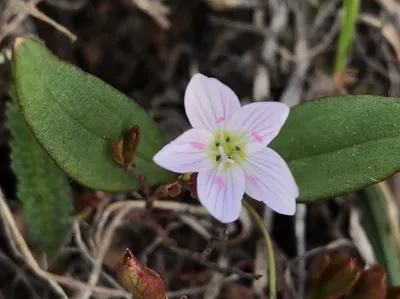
<box><xmin>0</xmin><ymin>0</ymin><xmax>76</xmax><ymax>42</ymax></box>
<box><xmin>358</xmin><ymin>13</ymin><xmax>400</xmax><ymax>61</ymax></box>
<box><xmin>131</xmin><ymin>0</ymin><xmax>170</xmax><ymax>29</ymax></box>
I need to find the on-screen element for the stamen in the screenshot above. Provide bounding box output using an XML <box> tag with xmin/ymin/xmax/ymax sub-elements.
<box><xmin>218</xmin><ymin>146</ymin><xmax>234</xmax><ymax>164</ymax></box>
<box><xmin>191</xmin><ymin>142</ymin><xmax>206</xmax><ymax>149</ymax></box>
<box><xmin>251</xmin><ymin>132</ymin><xmax>263</xmax><ymax>143</ymax></box>
<box><xmin>225</xmin><ymin>136</ymin><xmax>231</xmax><ymax>142</ymax></box>
<box><xmin>216</xmin><ymin>176</ymin><xmax>226</xmax><ymax>188</ymax></box>
<box><xmin>219</xmin><ymin>146</ymin><xmax>228</xmax><ymax>160</ymax></box>
<box><xmin>216</xmin><ymin>116</ymin><xmax>225</xmax><ymax>124</ymax></box>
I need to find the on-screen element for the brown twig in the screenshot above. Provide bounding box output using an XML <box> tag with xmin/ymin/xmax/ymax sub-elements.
<box><xmin>0</xmin><ymin>188</ymin><xmax>132</xmax><ymax>298</ymax></box>
<box><xmin>203</xmin><ymin>255</ymin><xmax>229</xmax><ymax>299</ymax></box>
<box><xmin>166</xmin><ymin>275</ymin><xmax>239</xmax><ymax>298</ymax></box>
<box><xmin>76</xmin><ymin>203</ymin><xmax>138</xmax><ymax>299</ymax></box>
<box><xmin>20</xmin><ymin>1</ymin><xmax>77</xmax><ymax>41</ymax></box>
<box><xmin>201</xmin><ymin>230</ymin><xmax>229</xmax><ymax>258</ymax></box>
<box><xmin>162</xmin><ymin>238</ymin><xmax>261</xmax><ymax>280</ymax></box>
<box><xmin>288</xmin><ymin>238</ymin><xmax>354</xmax><ymax>266</ymax></box>
<box><xmin>127</xmin><ymin>165</ymin><xmax>159</xmax><ymax>210</ymax></box>
<box><xmin>0</xmin><ymin>189</ymin><xmax>69</xmax><ymax>299</ymax></box>
<box><xmin>280</xmin><ymin>0</ymin><xmax>310</xmax><ymax>106</ymax></box>
<box><xmin>94</xmin><ymin>200</ymin><xmax>208</xmax><ymax>246</ymax></box>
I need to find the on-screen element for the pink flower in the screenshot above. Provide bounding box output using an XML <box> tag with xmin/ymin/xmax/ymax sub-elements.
<box><xmin>153</xmin><ymin>73</ymin><xmax>299</xmax><ymax>223</ymax></box>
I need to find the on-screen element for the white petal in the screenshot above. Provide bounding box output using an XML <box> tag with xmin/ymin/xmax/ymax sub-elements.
<box><xmin>184</xmin><ymin>73</ymin><xmax>241</xmax><ymax>132</ymax></box>
<box><xmin>197</xmin><ymin>164</ymin><xmax>245</xmax><ymax>223</ymax></box>
<box><xmin>227</xmin><ymin>102</ymin><xmax>289</xmax><ymax>153</ymax></box>
<box><xmin>153</xmin><ymin>129</ymin><xmax>213</xmax><ymax>173</ymax></box>
<box><xmin>241</xmin><ymin>147</ymin><xmax>298</xmax><ymax>215</ymax></box>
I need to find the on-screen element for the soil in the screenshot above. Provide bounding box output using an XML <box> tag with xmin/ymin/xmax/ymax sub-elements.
<box><xmin>0</xmin><ymin>0</ymin><xmax>399</xmax><ymax>298</ymax></box>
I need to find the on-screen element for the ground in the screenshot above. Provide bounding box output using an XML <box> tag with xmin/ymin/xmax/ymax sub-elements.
<box><xmin>0</xmin><ymin>0</ymin><xmax>400</xmax><ymax>298</ymax></box>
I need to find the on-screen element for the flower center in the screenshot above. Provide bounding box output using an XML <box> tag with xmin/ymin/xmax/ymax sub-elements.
<box><xmin>211</xmin><ymin>131</ymin><xmax>245</xmax><ymax>167</ymax></box>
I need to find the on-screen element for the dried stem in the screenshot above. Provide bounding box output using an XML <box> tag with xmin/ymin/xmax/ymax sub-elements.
<box><xmin>20</xmin><ymin>1</ymin><xmax>77</xmax><ymax>41</ymax></box>
<box><xmin>0</xmin><ymin>188</ymin><xmax>132</xmax><ymax>298</ymax></box>
<box><xmin>162</xmin><ymin>237</ymin><xmax>261</xmax><ymax>280</ymax></box>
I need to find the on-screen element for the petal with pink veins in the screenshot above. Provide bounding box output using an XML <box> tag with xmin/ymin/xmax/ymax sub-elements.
<box><xmin>241</xmin><ymin>147</ymin><xmax>298</xmax><ymax>215</ymax></box>
<box><xmin>184</xmin><ymin>73</ymin><xmax>241</xmax><ymax>132</ymax></box>
<box><xmin>153</xmin><ymin>129</ymin><xmax>213</xmax><ymax>173</ymax></box>
<box><xmin>227</xmin><ymin>102</ymin><xmax>289</xmax><ymax>153</ymax></box>
<box><xmin>197</xmin><ymin>165</ymin><xmax>245</xmax><ymax>223</ymax></box>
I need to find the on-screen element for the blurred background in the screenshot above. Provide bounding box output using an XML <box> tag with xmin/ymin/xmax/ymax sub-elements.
<box><xmin>1</xmin><ymin>0</ymin><xmax>400</xmax><ymax>298</ymax></box>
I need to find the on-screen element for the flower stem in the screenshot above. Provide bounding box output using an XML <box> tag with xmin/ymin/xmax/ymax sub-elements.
<box><xmin>243</xmin><ymin>198</ymin><xmax>276</xmax><ymax>299</ymax></box>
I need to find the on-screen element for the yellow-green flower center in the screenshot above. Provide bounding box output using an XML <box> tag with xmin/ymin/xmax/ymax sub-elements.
<box><xmin>210</xmin><ymin>131</ymin><xmax>245</xmax><ymax>167</ymax></box>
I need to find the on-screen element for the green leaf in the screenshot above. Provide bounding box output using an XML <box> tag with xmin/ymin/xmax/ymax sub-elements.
<box><xmin>334</xmin><ymin>0</ymin><xmax>361</xmax><ymax>72</ymax></box>
<box><xmin>12</xmin><ymin>37</ymin><xmax>172</xmax><ymax>192</ymax></box>
<box><xmin>7</xmin><ymin>99</ymin><xmax>73</xmax><ymax>256</ymax></box>
<box><xmin>269</xmin><ymin>95</ymin><xmax>400</xmax><ymax>203</ymax></box>
<box><xmin>356</xmin><ymin>183</ymin><xmax>400</xmax><ymax>286</ymax></box>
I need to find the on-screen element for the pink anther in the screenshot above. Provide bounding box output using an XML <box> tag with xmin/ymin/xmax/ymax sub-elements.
<box><xmin>251</xmin><ymin>131</ymin><xmax>263</xmax><ymax>143</ymax></box>
<box><xmin>191</xmin><ymin>142</ymin><xmax>205</xmax><ymax>149</ymax></box>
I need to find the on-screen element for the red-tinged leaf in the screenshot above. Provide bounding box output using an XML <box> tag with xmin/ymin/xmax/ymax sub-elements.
<box><xmin>386</xmin><ymin>286</ymin><xmax>400</xmax><ymax>299</ymax></box>
<box><xmin>329</xmin><ymin>252</ymin><xmax>351</xmax><ymax>265</ymax></box>
<box><xmin>167</xmin><ymin>183</ymin><xmax>181</xmax><ymax>197</ymax></box>
<box><xmin>116</xmin><ymin>248</ymin><xmax>167</xmax><ymax>299</ymax></box>
<box><xmin>315</xmin><ymin>253</ymin><xmax>361</xmax><ymax>299</ymax></box>
<box><xmin>308</xmin><ymin>254</ymin><xmax>331</xmax><ymax>284</ymax></box>
<box><xmin>348</xmin><ymin>265</ymin><xmax>387</xmax><ymax>299</ymax></box>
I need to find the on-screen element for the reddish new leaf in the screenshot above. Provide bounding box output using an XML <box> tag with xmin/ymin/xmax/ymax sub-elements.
<box><xmin>348</xmin><ymin>265</ymin><xmax>387</xmax><ymax>299</ymax></box>
<box><xmin>167</xmin><ymin>183</ymin><xmax>181</xmax><ymax>197</ymax></box>
<box><xmin>318</xmin><ymin>253</ymin><xmax>360</xmax><ymax>298</ymax></box>
<box><xmin>308</xmin><ymin>254</ymin><xmax>331</xmax><ymax>284</ymax></box>
<box><xmin>116</xmin><ymin>248</ymin><xmax>167</xmax><ymax>299</ymax></box>
<box><xmin>307</xmin><ymin>252</ymin><xmax>360</xmax><ymax>299</ymax></box>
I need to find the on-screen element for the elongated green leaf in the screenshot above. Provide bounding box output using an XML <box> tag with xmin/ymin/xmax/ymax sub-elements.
<box><xmin>12</xmin><ymin>37</ymin><xmax>172</xmax><ymax>192</ymax></box>
<box><xmin>269</xmin><ymin>95</ymin><xmax>400</xmax><ymax>203</ymax></box>
<box><xmin>356</xmin><ymin>183</ymin><xmax>400</xmax><ymax>286</ymax></box>
<box><xmin>7</xmin><ymin>99</ymin><xmax>73</xmax><ymax>256</ymax></box>
<box><xmin>334</xmin><ymin>0</ymin><xmax>361</xmax><ymax>72</ymax></box>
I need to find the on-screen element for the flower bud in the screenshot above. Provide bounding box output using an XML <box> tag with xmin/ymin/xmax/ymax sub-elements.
<box><xmin>111</xmin><ymin>125</ymin><xmax>140</xmax><ymax>169</ymax></box>
<box><xmin>110</xmin><ymin>137</ymin><xmax>125</xmax><ymax>166</ymax></box>
<box><xmin>123</xmin><ymin>125</ymin><xmax>140</xmax><ymax>167</ymax></box>
<box><xmin>179</xmin><ymin>172</ymin><xmax>198</xmax><ymax>199</ymax></box>
<box><xmin>167</xmin><ymin>183</ymin><xmax>181</xmax><ymax>197</ymax></box>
